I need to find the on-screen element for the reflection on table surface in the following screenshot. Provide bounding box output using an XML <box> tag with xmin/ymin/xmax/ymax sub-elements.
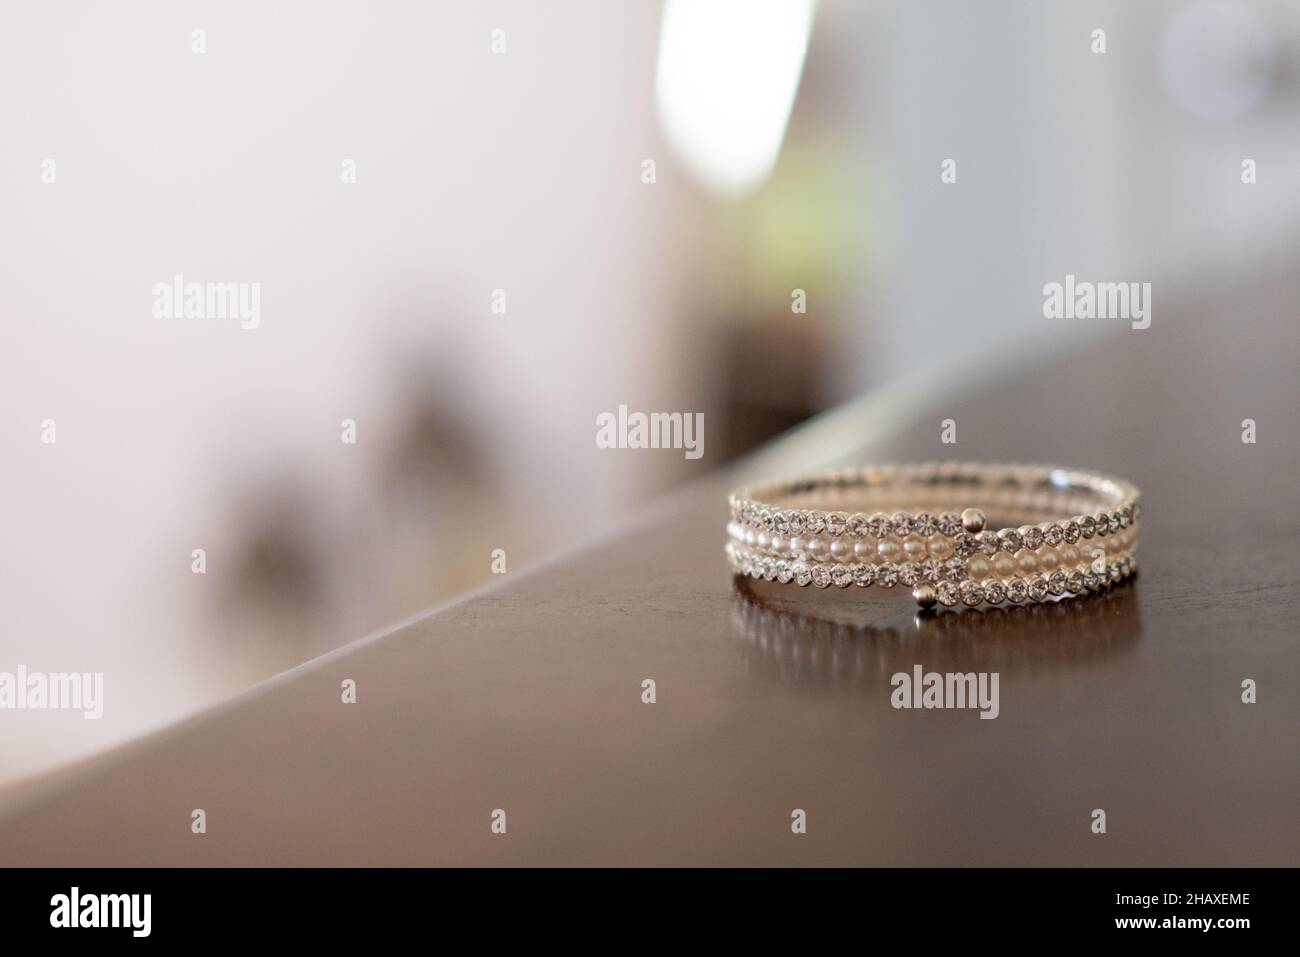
<box><xmin>730</xmin><ymin>574</ymin><xmax>1142</xmax><ymax>694</ymax></box>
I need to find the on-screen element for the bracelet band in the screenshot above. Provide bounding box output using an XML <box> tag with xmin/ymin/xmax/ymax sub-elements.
<box><xmin>725</xmin><ymin>463</ymin><xmax>1141</xmax><ymax>608</ymax></box>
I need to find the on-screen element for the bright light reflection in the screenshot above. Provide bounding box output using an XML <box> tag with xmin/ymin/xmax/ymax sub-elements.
<box><xmin>654</xmin><ymin>0</ymin><xmax>816</xmax><ymax>198</ymax></box>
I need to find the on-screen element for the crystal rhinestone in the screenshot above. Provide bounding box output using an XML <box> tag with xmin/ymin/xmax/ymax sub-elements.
<box><xmin>794</xmin><ymin>563</ymin><xmax>812</xmax><ymax>587</ymax></box>
<box><xmin>1108</xmin><ymin>563</ymin><xmax>1121</xmax><ymax>584</ymax></box>
<box><xmin>1083</xmin><ymin>570</ymin><xmax>1100</xmax><ymax>590</ymax></box>
<box><xmin>758</xmin><ymin>508</ymin><xmax>773</xmax><ymax>532</ymax></box>
<box><xmin>846</xmin><ymin>513</ymin><xmax>870</xmax><ymax>538</ymax></box>
<box><xmin>960</xmin><ymin>580</ymin><xmax>983</xmax><ymax>606</ymax></box>
<box><xmin>811</xmin><ymin>565</ymin><xmax>831</xmax><ymax>588</ymax></box>
<box><xmin>1108</xmin><ymin>511</ymin><xmax>1122</xmax><ymax>533</ymax></box>
<box><xmin>1062</xmin><ymin>520</ymin><xmax>1081</xmax><ymax>544</ymax></box>
<box><xmin>806</xmin><ymin>512</ymin><xmax>827</xmax><ymax>534</ymax></box>
<box><xmin>1093</xmin><ymin>513</ymin><xmax>1109</xmax><ymax>537</ymax></box>
<box><xmin>1027</xmin><ymin>576</ymin><xmax>1048</xmax><ymax>601</ymax></box>
<box><xmin>1048</xmin><ymin>570</ymin><xmax>1068</xmax><ymax>595</ymax></box>
<box><xmin>771</xmin><ymin>510</ymin><xmax>791</xmax><ymax>536</ymax></box>
<box><xmin>920</xmin><ymin>558</ymin><xmax>944</xmax><ymax>583</ymax></box>
<box><xmin>776</xmin><ymin>560</ymin><xmax>793</xmax><ymax>584</ymax></box>
<box><xmin>913</xmin><ymin>512</ymin><xmax>938</xmax><ymax>537</ymax></box>
<box><xmin>891</xmin><ymin>511</ymin><xmax>914</xmax><ymax>537</ymax></box>
<box><xmin>852</xmin><ymin>563</ymin><xmax>874</xmax><ymax>586</ymax></box>
<box><xmin>999</xmin><ymin>529</ymin><xmax>1023</xmax><ymax>554</ymax></box>
<box><xmin>825</xmin><ymin>511</ymin><xmax>849</xmax><ymax>536</ymax></box>
<box><xmin>867</xmin><ymin>513</ymin><xmax>891</xmax><ymax>538</ymax></box>
<box><xmin>876</xmin><ymin>563</ymin><xmax>899</xmax><ymax>587</ymax></box>
<box><xmin>1066</xmin><ymin>571</ymin><xmax>1085</xmax><ymax>593</ymax></box>
<box><xmin>762</xmin><ymin>557</ymin><xmax>777</xmax><ymax>581</ymax></box>
<box><xmin>943</xmin><ymin>557</ymin><xmax>966</xmax><ymax>582</ymax></box>
<box><xmin>1043</xmin><ymin>523</ymin><xmax>1063</xmax><ymax>546</ymax></box>
<box><xmin>831</xmin><ymin>564</ymin><xmax>853</xmax><ymax>587</ymax></box>
<box><xmin>1079</xmin><ymin>516</ymin><xmax>1096</xmax><ymax>539</ymax></box>
<box><xmin>936</xmin><ymin>581</ymin><xmax>960</xmax><ymax>606</ymax></box>
<box><xmin>977</xmin><ymin>531</ymin><xmax>999</xmax><ymax>556</ymax></box>
<box><xmin>953</xmin><ymin>533</ymin><xmax>978</xmax><ymax>559</ymax></box>
<box><xmin>1005</xmin><ymin>578</ymin><xmax>1028</xmax><ymax>603</ymax></box>
<box><xmin>740</xmin><ymin>503</ymin><xmax>755</xmax><ymax>526</ymax></box>
<box><xmin>1022</xmin><ymin>526</ymin><xmax>1045</xmax><ymax>550</ymax></box>
<box><xmin>1120</xmin><ymin>506</ymin><xmax>1133</xmax><ymax>528</ymax></box>
<box><xmin>937</xmin><ymin>512</ymin><xmax>963</xmax><ymax>537</ymax></box>
<box><xmin>787</xmin><ymin>511</ymin><xmax>808</xmax><ymax>535</ymax></box>
<box><xmin>898</xmin><ymin>562</ymin><xmax>919</xmax><ymax>586</ymax></box>
<box><xmin>749</xmin><ymin>558</ymin><xmax>763</xmax><ymax>579</ymax></box>
<box><xmin>983</xmin><ymin>580</ymin><xmax>1006</xmax><ymax>604</ymax></box>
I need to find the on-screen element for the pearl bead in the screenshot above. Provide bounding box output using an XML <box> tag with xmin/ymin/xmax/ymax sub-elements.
<box><xmin>967</xmin><ymin>555</ymin><xmax>991</xmax><ymax>580</ymax></box>
<box><xmin>788</xmin><ymin>536</ymin><xmax>805</xmax><ymax>557</ymax></box>
<box><xmin>993</xmin><ymin>554</ymin><xmax>1015</xmax><ymax>578</ymax></box>
<box><xmin>745</xmin><ymin>529</ymin><xmax>757</xmax><ymax>546</ymax></box>
<box><xmin>1038</xmin><ymin>547</ymin><xmax>1059</xmax><ymax>572</ymax></box>
<box><xmin>756</xmin><ymin>532</ymin><xmax>769</xmax><ymax>550</ymax></box>
<box><xmin>830</xmin><ymin>538</ymin><xmax>850</xmax><ymax>559</ymax></box>
<box><xmin>807</xmin><ymin>537</ymin><xmax>828</xmax><ymax>558</ymax></box>
<box><xmin>927</xmin><ymin>535</ymin><xmax>954</xmax><ymax>560</ymax></box>
<box><xmin>770</xmin><ymin>535</ymin><xmax>786</xmax><ymax>553</ymax></box>
<box><xmin>902</xmin><ymin>535</ymin><xmax>927</xmax><ymax>561</ymax></box>
<box><xmin>877</xmin><ymin>537</ymin><xmax>902</xmax><ymax>561</ymax></box>
<box><xmin>1061</xmin><ymin>545</ymin><xmax>1080</xmax><ymax>567</ymax></box>
<box><xmin>1016</xmin><ymin>550</ymin><xmax>1038</xmax><ymax>575</ymax></box>
<box><xmin>854</xmin><ymin>540</ymin><xmax>875</xmax><ymax>560</ymax></box>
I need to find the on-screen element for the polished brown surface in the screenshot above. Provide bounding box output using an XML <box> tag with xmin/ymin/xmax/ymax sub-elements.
<box><xmin>1</xmin><ymin>270</ymin><xmax>1297</xmax><ymax>866</ymax></box>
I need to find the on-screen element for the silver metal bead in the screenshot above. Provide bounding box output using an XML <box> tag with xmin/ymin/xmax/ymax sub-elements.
<box><xmin>913</xmin><ymin>581</ymin><xmax>938</xmax><ymax>609</ymax></box>
<box><xmin>961</xmin><ymin>507</ymin><xmax>986</xmax><ymax>533</ymax></box>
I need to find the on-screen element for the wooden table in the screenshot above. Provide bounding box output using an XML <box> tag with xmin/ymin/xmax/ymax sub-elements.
<box><xmin>2</xmin><ymin>270</ymin><xmax>1297</xmax><ymax>866</ymax></box>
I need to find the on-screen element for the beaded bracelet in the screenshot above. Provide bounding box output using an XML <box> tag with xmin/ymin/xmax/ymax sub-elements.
<box><xmin>726</xmin><ymin>463</ymin><xmax>1140</xmax><ymax>608</ymax></box>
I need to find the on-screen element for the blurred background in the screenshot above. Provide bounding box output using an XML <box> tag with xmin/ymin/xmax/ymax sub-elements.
<box><xmin>1</xmin><ymin>0</ymin><xmax>1298</xmax><ymax>785</ymax></box>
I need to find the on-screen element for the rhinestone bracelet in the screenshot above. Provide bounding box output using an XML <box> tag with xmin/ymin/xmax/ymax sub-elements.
<box><xmin>726</xmin><ymin>463</ymin><xmax>1141</xmax><ymax>608</ymax></box>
